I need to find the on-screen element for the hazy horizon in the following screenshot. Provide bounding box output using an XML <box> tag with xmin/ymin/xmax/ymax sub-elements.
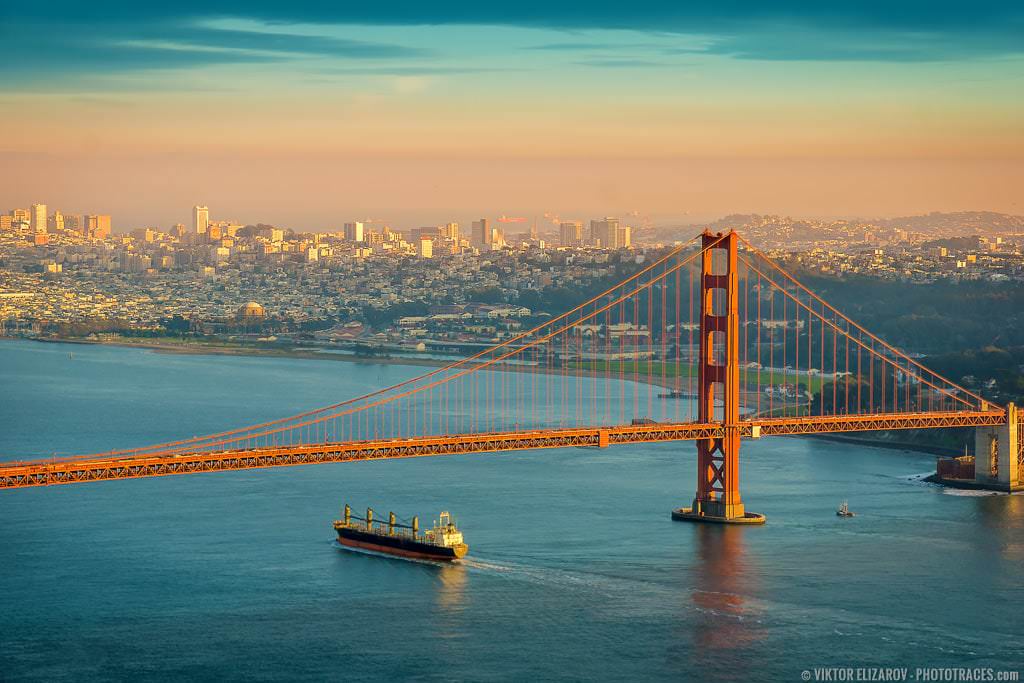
<box><xmin>2</xmin><ymin>3</ymin><xmax>1022</xmax><ymax>231</ymax></box>
<box><xmin>4</xmin><ymin>156</ymin><xmax>1022</xmax><ymax>233</ymax></box>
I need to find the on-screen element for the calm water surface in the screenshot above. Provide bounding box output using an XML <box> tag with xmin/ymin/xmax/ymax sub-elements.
<box><xmin>1</xmin><ymin>339</ymin><xmax>1022</xmax><ymax>681</ymax></box>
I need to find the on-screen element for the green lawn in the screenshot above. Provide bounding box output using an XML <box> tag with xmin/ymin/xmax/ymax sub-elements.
<box><xmin>565</xmin><ymin>360</ymin><xmax>825</xmax><ymax>393</ymax></box>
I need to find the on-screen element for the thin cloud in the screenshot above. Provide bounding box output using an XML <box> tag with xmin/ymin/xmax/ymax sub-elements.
<box><xmin>525</xmin><ymin>42</ymin><xmax>647</xmax><ymax>51</ymax></box>
<box><xmin>318</xmin><ymin>66</ymin><xmax>515</xmax><ymax>76</ymax></box>
<box><xmin>575</xmin><ymin>58</ymin><xmax>678</xmax><ymax>69</ymax></box>
<box><xmin>143</xmin><ymin>26</ymin><xmax>429</xmax><ymax>59</ymax></box>
<box><xmin>0</xmin><ymin>21</ymin><xmax>429</xmax><ymax>82</ymax></box>
<box><xmin>3</xmin><ymin>2</ymin><xmax>1024</xmax><ymax>71</ymax></box>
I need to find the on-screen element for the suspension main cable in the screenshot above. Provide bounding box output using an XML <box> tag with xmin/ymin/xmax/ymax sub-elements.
<box><xmin>739</xmin><ymin>254</ymin><xmax>980</xmax><ymax>410</ymax></box>
<box><xmin>50</xmin><ymin>235</ymin><xmax>719</xmax><ymax>463</ymax></box>
<box><xmin>117</xmin><ymin>235</ymin><xmax>725</xmax><ymax>458</ymax></box>
<box><xmin>736</xmin><ymin>234</ymin><xmax>991</xmax><ymax>407</ymax></box>
<box><xmin>63</xmin><ymin>236</ymin><xmax>705</xmax><ymax>462</ymax></box>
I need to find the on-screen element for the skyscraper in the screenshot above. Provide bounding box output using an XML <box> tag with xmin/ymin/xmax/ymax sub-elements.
<box><xmin>617</xmin><ymin>224</ymin><xmax>632</xmax><ymax>249</ymax></box>
<box><xmin>343</xmin><ymin>222</ymin><xmax>365</xmax><ymax>242</ymax></box>
<box><xmin>31</xmin><ymin>204</ymin><xmax>47</xmax><ymax>233</ymax></box>
<box><xmin>441</xmin><ymin>222</ymin><xmax>460</xmax><ymax>242</ymax></box>
<box><xmin>85</xmin><ymin>215</ymin><xmax>112</xmax><ymax>239</ymax></box>
<box><xmin>193</xmin><ymin>205</ymin><xmax>209</xmax><ymax>234</ymax></box>
<box><xmin>50</xmin><ymin>210</ymin><xmax>64</xmax><ymax>231</ymax></box>
<box><xmin>97</xmin><ymin>215</ymin><xmax>111</xmax><ymax>239</ymax></box>
<box><xmin>589</xmin><ymin>217</ymin><xmax>630</xmax><ymax>249</ymax></box>
<box><xmin>560</xmin><ymin>221</ymin><xmax>583</xmax><ymax>247</ymax></box>
<box><xmin>589</xmin><ymin>218</ymin><xmax>617</xmax><ymax>248</ymax></box>
<box><xmin>471</xmin><ymin>219</ymin><xmax>491</xmax><ymax>249</ymax></box>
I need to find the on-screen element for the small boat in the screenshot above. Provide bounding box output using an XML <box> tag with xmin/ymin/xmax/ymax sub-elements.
<box><xmin>334</xmin><ymin>505</ymin><xmax>468</xmax><ymax>561</ymax></box>
<box><xmin>657</xmin><ymin>389</ymin><xmax>690</xmax><ymax>399</ymax></box>
<box><xmin>836</xmin><ymin>500</ymin><xmax>855</xmax><ymax>517</ymax></box>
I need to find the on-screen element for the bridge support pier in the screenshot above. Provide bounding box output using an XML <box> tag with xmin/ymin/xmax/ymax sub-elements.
<box><xmin>673</xmin><ymin>231</ymin><xmax>765</xmax><ymax>525</ymax></box>
<box><xmin>974</xmin><ymin>403</ymin><xmax>1021</xmax><ymax>491</ymax></box>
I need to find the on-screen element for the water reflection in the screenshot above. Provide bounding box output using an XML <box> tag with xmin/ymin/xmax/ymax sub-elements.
<box><xmin>436</xmin><ymin>562</ymin><xmax>468</xmax><ymax>613</ymax></box>
<box><xmin>973</xmin><ymin>493</ymin><xmax>1024</xmax><ymax>564</ymax></box>
<box><xmin>690</xmin><ymin>525</ymin><xmax>766</xmax><ymax>678</ymax></box>
<box><xmin>974</xmin><ymin>491</ymin><xmax>1024</xmax><ymax>527</ymax></box>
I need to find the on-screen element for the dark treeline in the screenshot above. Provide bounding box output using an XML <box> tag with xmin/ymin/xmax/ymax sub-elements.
<box><xmin>788</xmin><ymin>271</ymin><xmax>1024</xmax><ymax>353</ymax></box>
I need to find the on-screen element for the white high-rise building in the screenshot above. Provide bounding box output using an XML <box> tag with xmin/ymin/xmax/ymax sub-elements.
<box><xmin>193</xmin><ymin>205</ymin><xmax>209</xmax><ymax>234</ymax></box>
<box><xmin>31</xmin><ymin>204</ymin><xmax>47</xmax><ymax>233</ymax></box>
<box><xmin>490</xmin><ymin>226</ymin><xmax>505</xmax><ymax>249</ymax></box>
<box><xmin>343</xmin><ymin>221</ymin><xmax>365</xmax><ymax>243</ymax></box>
<box><xmin>418</xmin><ymin>237</ymin><xmax>434</xmax><ymax>258</ymax></box>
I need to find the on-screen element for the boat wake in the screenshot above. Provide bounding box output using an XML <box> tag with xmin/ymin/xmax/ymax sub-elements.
<box><xmin>457</xmin><ymin>558</ymin><xmax>518</xmax><ymax>573</ymax></box>
<box><xmin>940</xmin><ymin>488</ymin><xmax>1005</xmax><ymax>497</ymax></box>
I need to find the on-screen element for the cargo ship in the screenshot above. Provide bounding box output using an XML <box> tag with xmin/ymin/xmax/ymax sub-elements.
<box><xmin>333</xmin><ymin>505</ymin><xmax>468</xmax><ymax>561</ymax></box>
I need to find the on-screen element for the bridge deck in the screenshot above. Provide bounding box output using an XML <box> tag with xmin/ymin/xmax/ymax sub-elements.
<box><xmin>0</xmin><ymin>410</ymin><xmax>1005</xmax><ymax>490</ymax></box>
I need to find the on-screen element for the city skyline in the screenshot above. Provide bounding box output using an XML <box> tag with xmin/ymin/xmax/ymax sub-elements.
<box><xmin>2</xmin><ymin>3</ymin><xmax>1023</xmax><ymax>228</ymax></box>
<box><xmin>6</xmin><ymin>196</ymin><xmax>1024</xmax><ymax>239</ymax></box>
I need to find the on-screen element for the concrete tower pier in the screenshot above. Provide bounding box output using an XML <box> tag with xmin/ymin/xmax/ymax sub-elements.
<box><xmin>974</xmin><ymin>403</ymin><xmax>1022</xmax><ymax>491</ymax></box>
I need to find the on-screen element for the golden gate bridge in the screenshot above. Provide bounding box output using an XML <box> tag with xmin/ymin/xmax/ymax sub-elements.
<box><xmin>2</xmin><ymin>231</ymin><xmax>1019</xmax><ymax>523</ymax></box>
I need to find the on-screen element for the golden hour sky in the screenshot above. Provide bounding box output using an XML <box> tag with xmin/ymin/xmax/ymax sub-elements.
<box><xmin>2</xmin><ymin>5</ymin><xmax>1023</xmax><ymax>229</ymax></box>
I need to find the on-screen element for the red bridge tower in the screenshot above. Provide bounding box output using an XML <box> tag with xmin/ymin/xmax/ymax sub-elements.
<box><xmin>674</xmin><ymin>231</ymin><xmax>766</xmax><ymax>524</ymax></box>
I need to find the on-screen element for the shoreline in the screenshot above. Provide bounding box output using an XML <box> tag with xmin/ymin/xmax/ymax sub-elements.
<box><xmin>799</xmin><ymin>432</ymin><xmax>963</xmax><ymax>458</ymax></box>
<box><xmin>20</xmin><ymin>335</ymin><xmax>777</xmax><ymax>407</ymax></box>
<box><xmin>7</xmin><ymin>335</ymin><xmax>953</xmax><ymax>460</ymax></box>
<box><xmin>25</xmin><ymin>335</ymin><xmax>453</xmax><ymax>368</ymax></box>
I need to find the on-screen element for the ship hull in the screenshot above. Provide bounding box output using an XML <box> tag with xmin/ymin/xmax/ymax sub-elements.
<box><xmin>335</xmin><ymin>527</ymin><xmax>467</xmax><ymax>561</ymax></box>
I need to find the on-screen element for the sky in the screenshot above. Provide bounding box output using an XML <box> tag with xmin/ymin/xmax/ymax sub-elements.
<box><xmin>1</xmin><ymin>1</ymin><xmax>1023</xmax><ymax>231</ymax></box>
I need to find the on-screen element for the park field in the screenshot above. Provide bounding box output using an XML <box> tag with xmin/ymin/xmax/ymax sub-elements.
<box><xmin>565</xmin><ymin>359</ymin><xmax>826</xmax><ymax>393</ymax></box>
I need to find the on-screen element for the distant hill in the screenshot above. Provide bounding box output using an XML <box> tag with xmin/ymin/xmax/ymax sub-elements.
<box><xmin>653</xmin><ymin>210</ymin><xmax>1024</xmax><ymax>241</ymax></box>
<box><xmin>876</xmin><ymin>211</ymin><xmax>1024</xmax><ymax>234</ymax></box>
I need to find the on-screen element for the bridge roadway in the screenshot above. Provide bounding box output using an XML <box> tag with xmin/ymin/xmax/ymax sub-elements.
<box><xmin>0</xmin><ymin>410</ymin><xmax>1006</xmax><ymax>489</ymax></box>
